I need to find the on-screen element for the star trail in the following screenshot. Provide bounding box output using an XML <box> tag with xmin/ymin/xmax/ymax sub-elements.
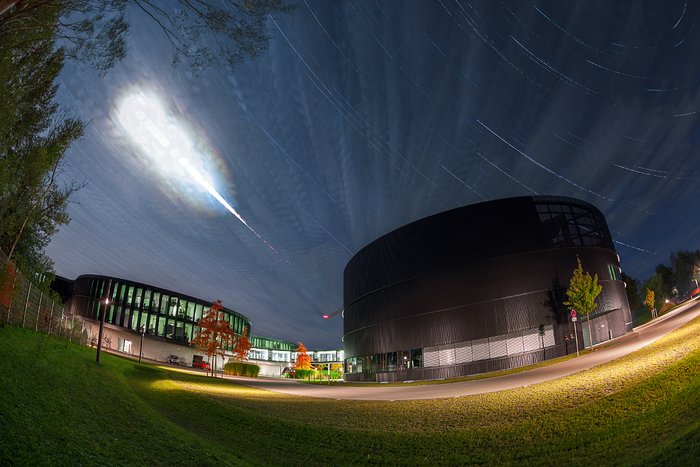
<box><xmin>47</xmin><ymin>1</ymin><xmax>700</xmax><ymax>348</ymax></box>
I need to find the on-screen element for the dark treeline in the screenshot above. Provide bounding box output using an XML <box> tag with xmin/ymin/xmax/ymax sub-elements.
<box><xmin>624</xmin><ymin>250</ymin><xmax>700</xmax><ymax>323</ymax></box>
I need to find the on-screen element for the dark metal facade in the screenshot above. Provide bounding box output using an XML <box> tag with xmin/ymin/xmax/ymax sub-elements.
<box><xmin>343</xmin><ymin>196</ymin><xmax>632</xmax><ymax>381</ymax></box>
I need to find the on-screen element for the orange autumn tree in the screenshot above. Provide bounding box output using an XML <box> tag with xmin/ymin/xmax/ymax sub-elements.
<box><xmin>294</xmin><ymin>342</ymin><xmax>312</xmax><ymax>370</ymax></box>
<box><xmin>231</xmin><ymin>326</ymin><xmax>252</xmax><ymax>361</ymax></box>
<box><xmin>192</xmin><ymin>300</ymin><xmax>234</xmax><ymax>377</ymax></box>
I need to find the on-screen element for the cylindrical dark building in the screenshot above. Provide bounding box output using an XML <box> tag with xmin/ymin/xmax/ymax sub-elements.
<box><xmin>343</xmin><ymin>196</ymin><xmax>632</xmax><ymax>382</ymax></box>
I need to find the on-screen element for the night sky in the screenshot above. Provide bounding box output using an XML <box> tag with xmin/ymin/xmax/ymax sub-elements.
<box><xmin>47</xmin><ymin>1</ymin><xmax>700</xmax><ymax>348</ymax></box>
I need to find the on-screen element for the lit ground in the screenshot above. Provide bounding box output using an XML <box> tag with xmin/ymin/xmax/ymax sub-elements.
<box><xmin>2</xmin><ymin>305</ymin><xmax>700</xmax><ymax>464</ymax></box>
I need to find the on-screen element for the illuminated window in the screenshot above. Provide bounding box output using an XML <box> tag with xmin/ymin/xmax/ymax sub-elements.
<box><xmin>118</xmin><ymin>338</ymin><xmax>132</xmax><ymax>354</ymax></box>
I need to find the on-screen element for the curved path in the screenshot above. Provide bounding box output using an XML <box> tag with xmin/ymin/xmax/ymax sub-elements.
<box><xmin>229</xmin><ymin>300</ymin><xmax>700</xmax><ymax>401</ymax></box>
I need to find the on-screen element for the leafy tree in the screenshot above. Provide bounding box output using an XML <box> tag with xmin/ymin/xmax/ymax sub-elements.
<box><xmin>669</xmin><ymin>250</ymin><xmax>700</xmax><ymax>296</ymax></box>
<box><xmin>294</xmin><ymin>342</ymin><xmax>312</xmax><ymax>370</ymax></box>
<box><xmin>564</xmin><ymin>256</ymin><xmax>602</xmax><ymax>350</ymax></box>
<box><xmin>642</xmin><ymin>271</ymin><xmax>669</xmax><ymax>312</ymax></box>
<box><xmin>0</xmin><ymin>0</ymin><xmax>293</xmax><ymax>73</ymax></box>
<box><xmin>231</xmin><ymin>325</ymin><xmax>251</xmax><ymax>361</ymax></box>
<box><xmin>192</xmin><ymin>300</ymin><xmax>234</xmax><ymax>377</ymax></box>
<box><xmin>0</xmin><ymin>5</ymin><xmax>84</xmax><ymax>281</ymax></box>
<box><xmin>643</xmin><ymin>288</ymin><xmax>655</xmax><ymax>319</ymax></box>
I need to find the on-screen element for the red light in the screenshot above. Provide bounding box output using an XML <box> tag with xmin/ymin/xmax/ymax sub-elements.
<box><xmin>322</xmin><ymin>314</ymin><xmax>330</xmax><ymax>319</ymax></box>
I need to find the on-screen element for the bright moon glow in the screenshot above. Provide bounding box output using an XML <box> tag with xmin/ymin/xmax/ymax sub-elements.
<box><xmin>112</xmin><ymin>87</ymin><xmax>277</xmax><ymax>253</ymax></box>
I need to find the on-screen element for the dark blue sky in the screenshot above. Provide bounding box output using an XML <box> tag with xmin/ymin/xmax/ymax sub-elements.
<box><xmin>48</xmin><ymin>1</ymin><xmax>700</xmax><ymax>348</ymax></box>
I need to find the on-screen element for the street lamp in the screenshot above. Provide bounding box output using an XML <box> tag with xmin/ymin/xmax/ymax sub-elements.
<box><xmin>96</xmin><ymin>279</ymin><xmax>112</xmax><ymax>366</ymax></box>
<box><xmin>96</xmin><ymin>297</ymin><xmax>110</xmax><ymax>365</ymax></box>
<box><xmin>138</xmin><ymin>325</ymin><xmax>145</xmax><ymax>363</ymax></box>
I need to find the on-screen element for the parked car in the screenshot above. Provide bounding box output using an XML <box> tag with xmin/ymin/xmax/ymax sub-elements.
<box><xmin>192</xmin><ymin>360</ymin><xmax>211</xmax><ymax>370</ymax></box>
<box><xmin>166</xmin><ymin>355</ymin><xmax>179</xmax><ymax>364</ymax></box>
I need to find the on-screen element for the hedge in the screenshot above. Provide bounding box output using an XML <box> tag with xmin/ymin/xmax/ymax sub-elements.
<box><xmin>224</xmin><ymin>361</ymin><xmax>260</xmax><ymax>377</ymax></box>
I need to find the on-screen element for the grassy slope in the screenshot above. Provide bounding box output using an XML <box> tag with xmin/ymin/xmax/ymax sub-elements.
<box><xmin>1</xmin><ymin>320</ymin><xmax>700</xmax><ymax>465</ymax></box>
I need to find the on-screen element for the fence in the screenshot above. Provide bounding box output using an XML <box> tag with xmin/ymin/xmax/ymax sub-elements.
<box><xmin>1</xmin><ymin>248</ymin><xmax>88</xmax><ymax>344</ymax></box>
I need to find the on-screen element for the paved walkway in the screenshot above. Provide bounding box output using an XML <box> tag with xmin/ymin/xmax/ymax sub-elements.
<box><xmin>227</xmin><ymin>299</ymin><xmax>700</xmax><ymax>401</ymax></box>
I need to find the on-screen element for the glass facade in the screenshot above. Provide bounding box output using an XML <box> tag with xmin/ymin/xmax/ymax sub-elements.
<box><xmin>535</xmin><ymin>200</ymin><xmax>610</xmax><ymax>248</ymax></box>
<box><xmin>248</xmin><ymin>336</ymin><xmax>296</xmax><ymax>363</ymax></box>
<box><xmin>73</xmin><ymin>276</ymin><xmax>251</xmax><ymax>347</ymax></box>
<box><xmin>345</xmin><ymin>325</ymin><xmax>556</xmax><ymax>378</ymax></box>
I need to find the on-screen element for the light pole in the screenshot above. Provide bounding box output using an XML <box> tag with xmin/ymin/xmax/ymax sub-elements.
<box><xmin>138</xmin><ymin>325</ymin><xmax>145</xmax><ymax>363</ymax></box>
<box><xmin>571</xmin><ymin>309</ymin><xmax>580</xmax><ymax>357</ymax></box>
<box><xmin>96</xmin><ymin>279</ymin><xmax>112</xmax><ymax>366</ymax></box>
<box><xmin>95</xmin><ymin>298</ymin><xmax>109</xmax><ymax>365</ymax></box>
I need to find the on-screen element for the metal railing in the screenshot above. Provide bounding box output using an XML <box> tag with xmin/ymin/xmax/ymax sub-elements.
<box><xmin>1</xmin><ymin>248</ymin><xmax>88</xmax><ymax>344</ymax></box>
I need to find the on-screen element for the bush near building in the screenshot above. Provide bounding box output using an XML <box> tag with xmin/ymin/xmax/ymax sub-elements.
<box><xmin>223</xmin><ymin>361</ymin><xmax>260</xmax><ymax>377</ymax></box>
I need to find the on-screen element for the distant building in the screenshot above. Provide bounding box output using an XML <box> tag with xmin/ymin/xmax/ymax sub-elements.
<box><xmin>62</xmin><ymin>275</ymin><xmax>335</xmax><ymax>376</ymax></box>
<box><xmin>343</xmin><ymin>196</ymin><xmax>632</xmax><ymax>382</ymax></box>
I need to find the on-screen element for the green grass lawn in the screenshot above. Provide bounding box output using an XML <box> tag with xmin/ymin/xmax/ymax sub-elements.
<box><xmin>2</xmin><ymin>319</ymin><xmax>700</xmax><ymax>465</ymax></box>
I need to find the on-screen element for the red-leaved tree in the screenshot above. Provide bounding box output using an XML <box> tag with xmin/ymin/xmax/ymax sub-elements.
<box><xmin>192</xmin><ymin>300</ymin><xmax>234</xmax><ymax>377</ymax></box>
<box><xmin>231</xmin><ymin>326</ymin><xmax>252</xmax><ymax>361</ymax></box>
<box><xmin>294</xmin><ymin>342</ymin><xmax>312</xmax><ymax>370</ymax></box>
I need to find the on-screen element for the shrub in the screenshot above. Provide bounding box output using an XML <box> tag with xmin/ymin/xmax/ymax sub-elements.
<box><xmin>243</xmin><ymin>363</ymin><xmax>260</xmax><ymax>377</ymax></box>
<box><xmin>224</xmin><ymin>361</ymin><xmax>260</xmax><ymax>377</ymax></box>
<box><xmin>224</xmin><ymin>361</ymin><xmax>243</xmax><ymax>375</ymax></box>
<box><xmin>294</xmin><ymin>369</ymin><xmax>317</xmax><ymax>379</ymax></box>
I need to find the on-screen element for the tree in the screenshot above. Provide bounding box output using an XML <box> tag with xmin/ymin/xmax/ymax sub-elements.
<box><xmin>0</xmin><ymin>4</ymin><xmax>84</xmax><ymax>281</ymax></box>
<box><xmin>564</xmin><ymin>256</ymin><xmax>602</xmax><ymax>350</ymax></box>
<box><xmin>620</xmin><ymin>272</ymin><xmax>641</xmax><ymax>312</ymax></box>
<box><xmin>643</xmin><ymin>288</ymin><xmax>655</xmax><ymax>319</ymax></box>
<box><xmin>294</xmin><ymin>342</ymin><xmax>312</xmax><ymax>370</ymax></box>
<box><xmin>0</xmin><ymin>0</ymin><xmax>293</xmax><ymax>74</ymax></box>
<box><xmin>669</xmin><ymin>250</ymin><xmax>700</xmax><ymax>296</ymax></box>
<box><xmin>642</xmin><ymin>270</ymin><xmax>668</xmax><ymax>313</ymax></box>
<box><xmin>231</xmin><ymin>325</ymin><xmax>251</xmax><ymax>361</ymax></box>
<box><xmin>192</xmin><ymin>300</ymin><xmax>234</xmax><ymax>377</ymax></box>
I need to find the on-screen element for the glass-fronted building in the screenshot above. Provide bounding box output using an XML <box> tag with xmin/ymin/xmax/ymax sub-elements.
<box><xmin>70</xmin><ymin>275</ymin><xmax>250</xmax><ymax>349</ymax></box>
<box><xmin>66</xmin><ymin>275</ymin><xmax>341</xmax><ymax>376</ymax></box>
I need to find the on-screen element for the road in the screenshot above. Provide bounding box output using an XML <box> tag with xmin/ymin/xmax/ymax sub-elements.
<box><xmin>228</xmin><ymin>299</ymin><xmax>700</xmax><ymax>401</ymax></box>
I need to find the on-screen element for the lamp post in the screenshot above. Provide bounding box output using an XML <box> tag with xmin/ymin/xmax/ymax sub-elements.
<box><xmin>96</xmin><ymin>279</ymin><xmax>112</xmax><ymax>366</ymax></box>
<box><xmin>138</xmin><ymin>325</ymin><xmax>145</xmax><ymax>363</ymax></box>
<box><xmin>571</xmin><ymin>309</ymin><xmax>579</xmax><ymax>357</ymax></box>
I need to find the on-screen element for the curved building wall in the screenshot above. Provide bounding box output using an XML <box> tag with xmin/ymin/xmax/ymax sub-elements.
<box><xmin>343</xmin><ymin>196</ymin><xmax>632</xmax><ymax>382</ymax></box>
<box><xmin>70</xmin><ymin>275</ymin><xmax>251</xmax><ymax>345</ymax></box>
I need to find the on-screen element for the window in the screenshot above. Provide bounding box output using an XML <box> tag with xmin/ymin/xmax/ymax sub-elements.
<box><xmin>156</xmin><ymin>315</ymin><xmax>166</xmax><ymax>336</ymax></box>
<box><xmin>271</xmin><ymin>351</ymin><xmax>290</xmax><ymax>362</ymax></box>
<box><xmin>118</xmin><ymin>338</ymin><xmax>132</xmax><ymax>354</ymax></box>
<box><xmin>134</xmin><ymin>288</ymin><xmax>143</xmax><ymax>307</ymax></box>
<box><xmin>146</xmin><ymin>314</ymin><xmax>157</xmax><ymax>334</ymax></box>
<box><xmin>386</xmin><ymin>352</ymin><xmax>398</xmax><ymax>371</ymax></box>
<box><xmin>143</xmin><ymin>290</ymin><xmax>151</xmax><ymax>308</ymax></box>
<box><xmin>608</xmin><ymin>264</ymin><xmax>618</xmax><ymax>280</ymax></box>
<box><xmin>250</xmin><ymin>349</ymin><xmax>268</xmax><ymax>361</ymax></box>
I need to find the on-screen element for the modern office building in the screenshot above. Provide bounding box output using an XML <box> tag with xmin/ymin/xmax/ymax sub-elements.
<box><xmin>343</xmin><ymin>196</ymin><xmax>633</xmax><ymax>382</ymax></box>
<box><xmin>64</xmin><ymin>275</ymin><xmax>301</xmax><ymax>376</ymax></box>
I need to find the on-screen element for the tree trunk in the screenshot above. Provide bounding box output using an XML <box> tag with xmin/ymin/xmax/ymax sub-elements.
<box><xmin>0</xmin><ymin>0</ymin><xmax>18</xmax><ymax>17</ymax></box>
<box><xmin>587</xmin><ymin>314</ymin><xmax>593</xmax><ymax>350</ymax></box>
